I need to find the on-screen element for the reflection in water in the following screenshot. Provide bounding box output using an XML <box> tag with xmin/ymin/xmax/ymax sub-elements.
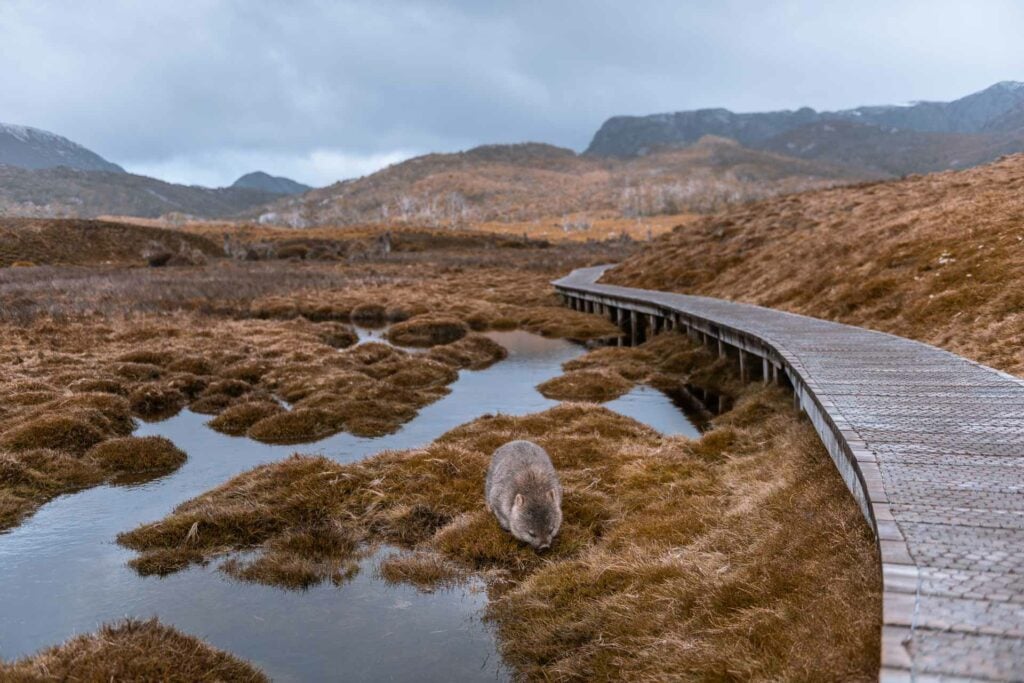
<box><xmin>0</xmin><ymin>331</ymin><xmax>699</xmax><ymax>681</ymax></box>
<box><xmin>605</xmin><ymin>385</ymin><xmax>702</xmax><ymax>439</ymax></box>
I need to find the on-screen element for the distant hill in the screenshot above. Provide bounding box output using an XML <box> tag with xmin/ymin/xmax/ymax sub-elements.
<box><xmin>0</xmin><ymin>217</ymin><xmax>223</xmax><ymax>267</ymax></box>
<box><xmin>0</xmin><ymin>122</ymin><xmax>124</xmax><ymax>173</ymax></box>
<box><xmin>253</xmin><ymin>139</ymin><xmax>864</xmax><ymax>228</ymax></box>
<box><xmin>586</xmin><ymin>81</ymin><xmax>1024</xmax><ymax>175</ymax></box>
<box><xmin>0</xmin><ymin>165</ymin><xmax>281</xmax><ymax>219</ymax></box>
<box><xmin>231</xmin><ymin>171</ymin><xmax>311</xmax><ymax>195</ymax></box>
<box><xmin>603</xmin><ymin>152</ymin><xmax>1024</xmax><ymax>376</ymax></box>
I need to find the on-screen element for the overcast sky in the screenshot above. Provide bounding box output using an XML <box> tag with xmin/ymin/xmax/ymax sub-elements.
<box><xmin>1</xmin><ymin>0</ymin><xmax>1021</xmax><ymax>187</ymax></box>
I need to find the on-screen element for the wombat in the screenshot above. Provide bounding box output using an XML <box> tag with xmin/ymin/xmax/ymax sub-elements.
<box><xmin>485</xmin><ymin>440</ymin><xmax>562</xmax><ymax>550</ymax></box>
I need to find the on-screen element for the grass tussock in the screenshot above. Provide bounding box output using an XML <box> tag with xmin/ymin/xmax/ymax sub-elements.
<box><xmin>0</xmin><ymin>617</ymin><xmax>266</xmax><ymax>682</ymax></box>
<box><xmin>0</xmin><ymin>384</ymin><xmax>188</xmax><ymax>528</ymax></box>
<box><xmin>207</xmin><ymin>401</ymin><xmax>285</xmax><ymax>436</ymax></box>
<box><xmin>118</xmin><ymin>346</ymin><xmax>879</xmax><ymax>679</ymax></box>
<box><xmin>385</xmin><ymin>315</ymin><xmax>469</xmax><ymax>347</ymax></box>
<box><xmin>542</xmin><ymin>333</ymin><xmax>740</xmax><ymax>405</ymax></box>
<box><xmin>86</xmin><ymin>436</ymin><xmax>186</xmax><ymax>474</ymax></box>
<box><xmin>537</xmin><ymin>368</ymin><xmax>634</xmax><ymax>402</ymax></box>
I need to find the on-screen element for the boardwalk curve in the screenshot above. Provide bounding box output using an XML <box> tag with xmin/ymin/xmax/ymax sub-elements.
<box><xmin>554</xmin><ymin>265</ymin><xmax>1024</xmax><ymax>682</ymax></box>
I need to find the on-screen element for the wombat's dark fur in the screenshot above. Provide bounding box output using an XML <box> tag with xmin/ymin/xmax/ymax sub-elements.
<box><xmin>485</xmin><ymin>440</ymin><xmax>562</xmax><ymax>550</ymax></box>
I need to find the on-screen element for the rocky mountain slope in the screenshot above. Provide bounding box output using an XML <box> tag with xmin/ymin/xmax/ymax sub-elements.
<box><xmin>232</xmin><ymin>171</ymin><xmax>311</xmax><ymax>195</ymax></box>
<box><xmin>586</xmin><ymin>81</ymin><xmax>1024</xmax><ymax>175</ymax></box>
<box><xmin>0</xmin><ymin>122</ymin><xmax>124</xmax><ymax>173</ymax></box>
<box><xmin>254</xmin><ymin>139</ymin><xmax>863</xmax><ymax>227</ymax></box>
<box><xmin>0</xmin><ymin>165</ymin><xmax>280</xmax><ymax>219</ymax></box>
<box><xmin>603</xmin><ymin>152</ymin><xmax>1024</xmax><ymax>375</ymax></box>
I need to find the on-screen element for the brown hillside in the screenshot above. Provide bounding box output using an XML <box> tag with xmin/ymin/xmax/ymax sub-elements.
<box><xmin>604</xmin><ymin>154</ymin><xmax>1024</xmax><ymax>376</ymax></box>
<box><xmin>256</xmin><ymin>139</ymin><xmax>864</xmax><ymax>228</ymax></box>
<box><xmin>0</xmin><ymin>218</ymin><xmax>223</xmax><ymax>267</ymax></box>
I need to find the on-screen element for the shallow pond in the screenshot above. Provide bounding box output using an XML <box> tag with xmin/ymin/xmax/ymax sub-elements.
<box><xmin>0</xmin><ymin>331</ymin><xmax>699</xmax><ymax>681</ymax></box>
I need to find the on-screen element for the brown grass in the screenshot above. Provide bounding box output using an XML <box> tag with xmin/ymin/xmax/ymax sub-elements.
<box><xmin>0</xmin><ymin>236</ymin><xmax>631</xmax><ymax>532</ymax></box>
<box><xmin>207</xmin><ymin>401</ymin><xmax>285</xmax><ymax>436</ymax></box>
<box><xmin>0</xmin><ymin>217</ymin><xmax>222</xmax><ymax>268</ymax></box>
<box><xmin>117</xmin><ymin>332</ymin><xmax>879</xmax><ymax>679</ymax></box>
<box><xmin>537</xmin><ymin>368</ymin><xmax>634</xmax><ymax>402</ymax></box>
<box><xmin>385</xmin><ymin>315</ymin><xmax>469</xmax><ymax>347</ymax></box>
<box><xmin>606</xmin><ymin>153</ymin><xmax>1024</xmax><ymax>376</ymax></box>
<box><xmin>0</xmin><ymin>618</ymin><xmax>266</xmax><ymax>682</ymax></box>
<box><xmin>540</xmin><ymin>333</ymin><xmax>740</xmax><ymax>407</ymax></box>
<box><xmin>86</xmin><ymin>436</ymin><xmax>186</xmax><ymax>474</ymax></box>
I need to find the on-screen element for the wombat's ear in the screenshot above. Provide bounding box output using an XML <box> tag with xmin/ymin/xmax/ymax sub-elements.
<box><xmin>547</xmin><ymin>489</ymin><xmax>556</xmax><ymax>502</ymax></box>
<box><xmin>513</xmin><ymin>493</ymin><xmax>524</xmax><ymax>508</ymax></box>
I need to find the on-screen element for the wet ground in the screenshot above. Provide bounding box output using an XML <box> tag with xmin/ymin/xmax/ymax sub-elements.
<box><xmin>0</xmin><ymin>331</ymin><xmax>699</xmax><ymax>681</ymax></box>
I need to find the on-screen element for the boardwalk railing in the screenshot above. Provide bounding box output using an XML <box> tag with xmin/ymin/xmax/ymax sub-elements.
<box><xmin>554</xmin><ymin>265</ymin><xmax>1024</xmax><ymax>682</ymax></box>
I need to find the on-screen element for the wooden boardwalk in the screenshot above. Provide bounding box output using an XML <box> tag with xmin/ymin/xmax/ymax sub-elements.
<box><xmin>554</xmin><ymin>266</ymin><xmax>1024</xmax><ymax>682</ymax></box>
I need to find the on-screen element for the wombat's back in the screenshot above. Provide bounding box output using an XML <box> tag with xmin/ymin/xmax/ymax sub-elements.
<box><xmin>485</xmin><ymin>440</ymin><xmax>562</xmax><ymax>535</ymax></box>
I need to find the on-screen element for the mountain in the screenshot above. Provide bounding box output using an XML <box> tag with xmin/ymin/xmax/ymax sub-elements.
<box><xmin>231</xmin><ymin>171</ymin><xmax>311</xmax><ymax>195</ymax></box>
<box><xmin>0</xmin><ymin>122</ymin><xmax>124</xmax><ymax>173</ymax></box>
<box><xmin>253</xmin><ymin>139</ymin><xmax>865</xmax><ymax>228</ymax></box>
<box><xmin>0</xmin><ymin>165</ymin><xmax>281</xmax><ymax>219</ymax></box>
<box><xmin>603</xmin><ymin>152</ymin><xmax>1024</xmax><ymax>376</ymax></box>
<box><xmin>760</xmin><ymin>119</ymin><xmax>1024</xmax><ymax>176</ymax></box>
<box><xmin>585</xmin><ymin>81</ymin><xmax>1024</xmax><ymax>173</ymax></box>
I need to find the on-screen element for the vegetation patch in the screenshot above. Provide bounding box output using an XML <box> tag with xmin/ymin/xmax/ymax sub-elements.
<box><xmin>540</xmin><ymin>333</ymin><xmax>740</xmax><ymax>406</ymax></box>
<box><xmin>128</xmin><ymin>383</ymin><xmax>187</xmax><ymax>420</ymax></box>
<box><xmin>537</xmin><ymin>368</ymin><xmax>633</xmax><ymax>402</ymax></box>
<box><xmin>0</xmin><ymin>617</ymin><xmax>266</xmax><ymax>682</ymax></box>
<box><xmin>247</xmin><ymin>408</ymin><xmax>346</xmax><ymax>444</ymax></box>
<box><xmin>119</xmin><ymin>360</ymin><xmax>879</xmax><ymax>679</ymax></box>
<box><xmin>385</xmin><ymin>315</ymin><xmax>469</xmax><ymax>347</ymax></box>
<box><xmin>87</xmin><ymin>436</ymin><xmax>186</xmax><ymax>474</ymax></box>
<box><xmin>208</xmin><ymin>401</ymin><xmax>285</xmax><ymax>436</ymax></box>
<box><xmin>1</xmin><ymin>414</ymin><xmax>106</xmax><ymax>454</ymax></box>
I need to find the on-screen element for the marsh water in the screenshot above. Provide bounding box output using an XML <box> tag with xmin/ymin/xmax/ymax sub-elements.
<box><xmin>0</xmin><ymin>331</ymin><xmax>699</xmax><ymax>681</ymax></box>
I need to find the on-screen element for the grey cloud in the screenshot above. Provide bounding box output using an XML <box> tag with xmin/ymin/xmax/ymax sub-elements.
<box><xmin>0</xmin><ymin>0</ymin><xmax>1021</xmax><ymax>186</ymax></box>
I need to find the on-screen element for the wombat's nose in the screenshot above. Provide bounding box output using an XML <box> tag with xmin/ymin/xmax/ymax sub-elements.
<box><xmin>538</xmin><ymin>542</ymin><xmax>550</xmax><ymax>551</ymax></box>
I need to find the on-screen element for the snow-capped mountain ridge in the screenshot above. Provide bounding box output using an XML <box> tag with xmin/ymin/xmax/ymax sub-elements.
<box><xmin>0</xmin><ymin>122</ymin><xmax>124</xmax><ymax>173</ymax></box>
